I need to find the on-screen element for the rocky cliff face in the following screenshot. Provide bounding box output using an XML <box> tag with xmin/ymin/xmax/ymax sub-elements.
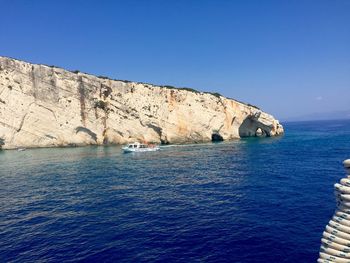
<box><xmin>0</xmin><ymin>56</ymin><xmax>283</xmax><ymax>149</ymax></box>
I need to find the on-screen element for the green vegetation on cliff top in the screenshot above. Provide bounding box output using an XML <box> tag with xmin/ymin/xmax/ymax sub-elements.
<box><xmin>1</xmin><ymin>56</ymin><xmax>260</xmax><ymax>109</ymax></box>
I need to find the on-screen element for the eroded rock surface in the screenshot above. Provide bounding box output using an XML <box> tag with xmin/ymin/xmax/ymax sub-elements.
<box><xmin>0</xmin><ymin>56</ymin><xmax>284</xmax><ymax>149</ymax></box>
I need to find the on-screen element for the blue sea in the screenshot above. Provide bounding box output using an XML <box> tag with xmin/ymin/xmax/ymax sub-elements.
<box><xmin>1</xmin><ymin>119</ymin><xmax>350</xmax><ymax>262</ymax></box>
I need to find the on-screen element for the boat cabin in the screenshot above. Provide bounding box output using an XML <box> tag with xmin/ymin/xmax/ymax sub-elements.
<box><xmin>127</xmin><ymin>142</ymin><xmax>148</xmax><ymax>149</ymax></box>
<box><xmin>122</xmin><ymin>142</ymin><xmax>159</xmax><ymax>153</ymax></box>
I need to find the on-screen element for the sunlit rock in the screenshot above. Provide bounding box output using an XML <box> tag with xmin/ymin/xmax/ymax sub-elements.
<box><xmin>0</xmin><ymin>56</ymin><xmax>284</xmax><ymax>149</ymax></box>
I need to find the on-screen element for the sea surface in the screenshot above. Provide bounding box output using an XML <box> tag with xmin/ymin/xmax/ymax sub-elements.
<box><xmin>1</xmin><ymin>119</ymin><xmax>350</xmax><ymax>263</ymax></box>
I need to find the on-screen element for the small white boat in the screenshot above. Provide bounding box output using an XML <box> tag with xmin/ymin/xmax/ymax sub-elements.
<box><xmin>122</xmin><ymin>142</ymin><xmax>160</xmax><ymax>153</ymax></box>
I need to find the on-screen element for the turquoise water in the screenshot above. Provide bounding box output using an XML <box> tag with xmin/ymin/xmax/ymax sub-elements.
<box><xmin>1</xmin><ymin>119</ymin><xmax>350</xmax><ymax>262</ymax></box>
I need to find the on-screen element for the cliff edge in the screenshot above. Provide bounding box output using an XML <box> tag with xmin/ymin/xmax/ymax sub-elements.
<box><xmin>0</xmin><ymin>56</ymin><xmax>284</xmax><ymax>149</ymax></box>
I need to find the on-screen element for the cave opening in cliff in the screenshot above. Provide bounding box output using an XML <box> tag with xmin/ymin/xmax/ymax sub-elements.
<box><xmin>211</xmin><ymin>133</ymin><xmax>223</xmax><ymax>142</ymax></box>
<box><xmin>255</xmin><ymin>128</ymin><xmax>267</xmax><ymax>137</ymax></box>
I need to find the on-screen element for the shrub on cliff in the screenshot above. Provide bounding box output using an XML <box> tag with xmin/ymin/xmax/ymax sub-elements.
<box><xmin>94</xmin><ymin>100</ymin><xmax>107</xmax><ymax>110</ymax></box>
<box><xmin>208</xmin><ymin>92</ymin><xmax>222</xmax><ymax>98</ymax></box>
<box><xmin>179</xmin><ymin>87</ymin><xmax>200</xmax><ymax>93</ymax></box>
<box><xmin>98</xmin><ymin>75</ymin><xmax>110</xmax><ymax>80</ymax></box>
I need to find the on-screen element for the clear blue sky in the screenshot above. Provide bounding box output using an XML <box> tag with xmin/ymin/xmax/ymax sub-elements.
<box><xmin>1</xmin><ymin>0</ymin><xmax>349</xmax><ymax>120</ymax></box>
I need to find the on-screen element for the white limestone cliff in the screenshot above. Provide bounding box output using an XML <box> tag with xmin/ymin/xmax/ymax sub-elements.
<box><xmin>0</xmin><ymin>56</ymin><xmax>284</xmax><ymax>149</ymax></box>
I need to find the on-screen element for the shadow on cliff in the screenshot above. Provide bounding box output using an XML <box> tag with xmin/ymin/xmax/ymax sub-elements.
<box><xmin>75</xmin><ymin>126</ymin><xmax>97</xmax><ymax>142</ymax></box>
<box><xmin>0</xmin><ymin>138</ymin><xmax>4</xmax><ymax>149</ymax></box>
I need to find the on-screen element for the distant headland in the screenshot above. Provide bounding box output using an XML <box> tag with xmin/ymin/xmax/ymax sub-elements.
<box><xmin>0</xmin><ymin>56</ymin><xmax>283</xmax><ymax>150</ymax></box>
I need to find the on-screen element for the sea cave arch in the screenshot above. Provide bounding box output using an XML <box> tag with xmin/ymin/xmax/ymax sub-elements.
<box><xmin>238</xmin><ymin>117</ymin><xmax>270</xmax><ymax>138</ymax></box>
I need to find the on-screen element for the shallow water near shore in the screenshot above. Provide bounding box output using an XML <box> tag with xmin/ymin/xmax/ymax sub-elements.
<box><xmin>1</xmin><ymin>119</ymin><xmax>350</xmax><ymax>262</ymax></box>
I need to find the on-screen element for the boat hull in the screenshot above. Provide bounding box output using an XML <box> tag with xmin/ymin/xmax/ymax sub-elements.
<box><xmin>122</xmin><ymin>147</ymin><xmax>160</xmax><ymax>153</ymax></box>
